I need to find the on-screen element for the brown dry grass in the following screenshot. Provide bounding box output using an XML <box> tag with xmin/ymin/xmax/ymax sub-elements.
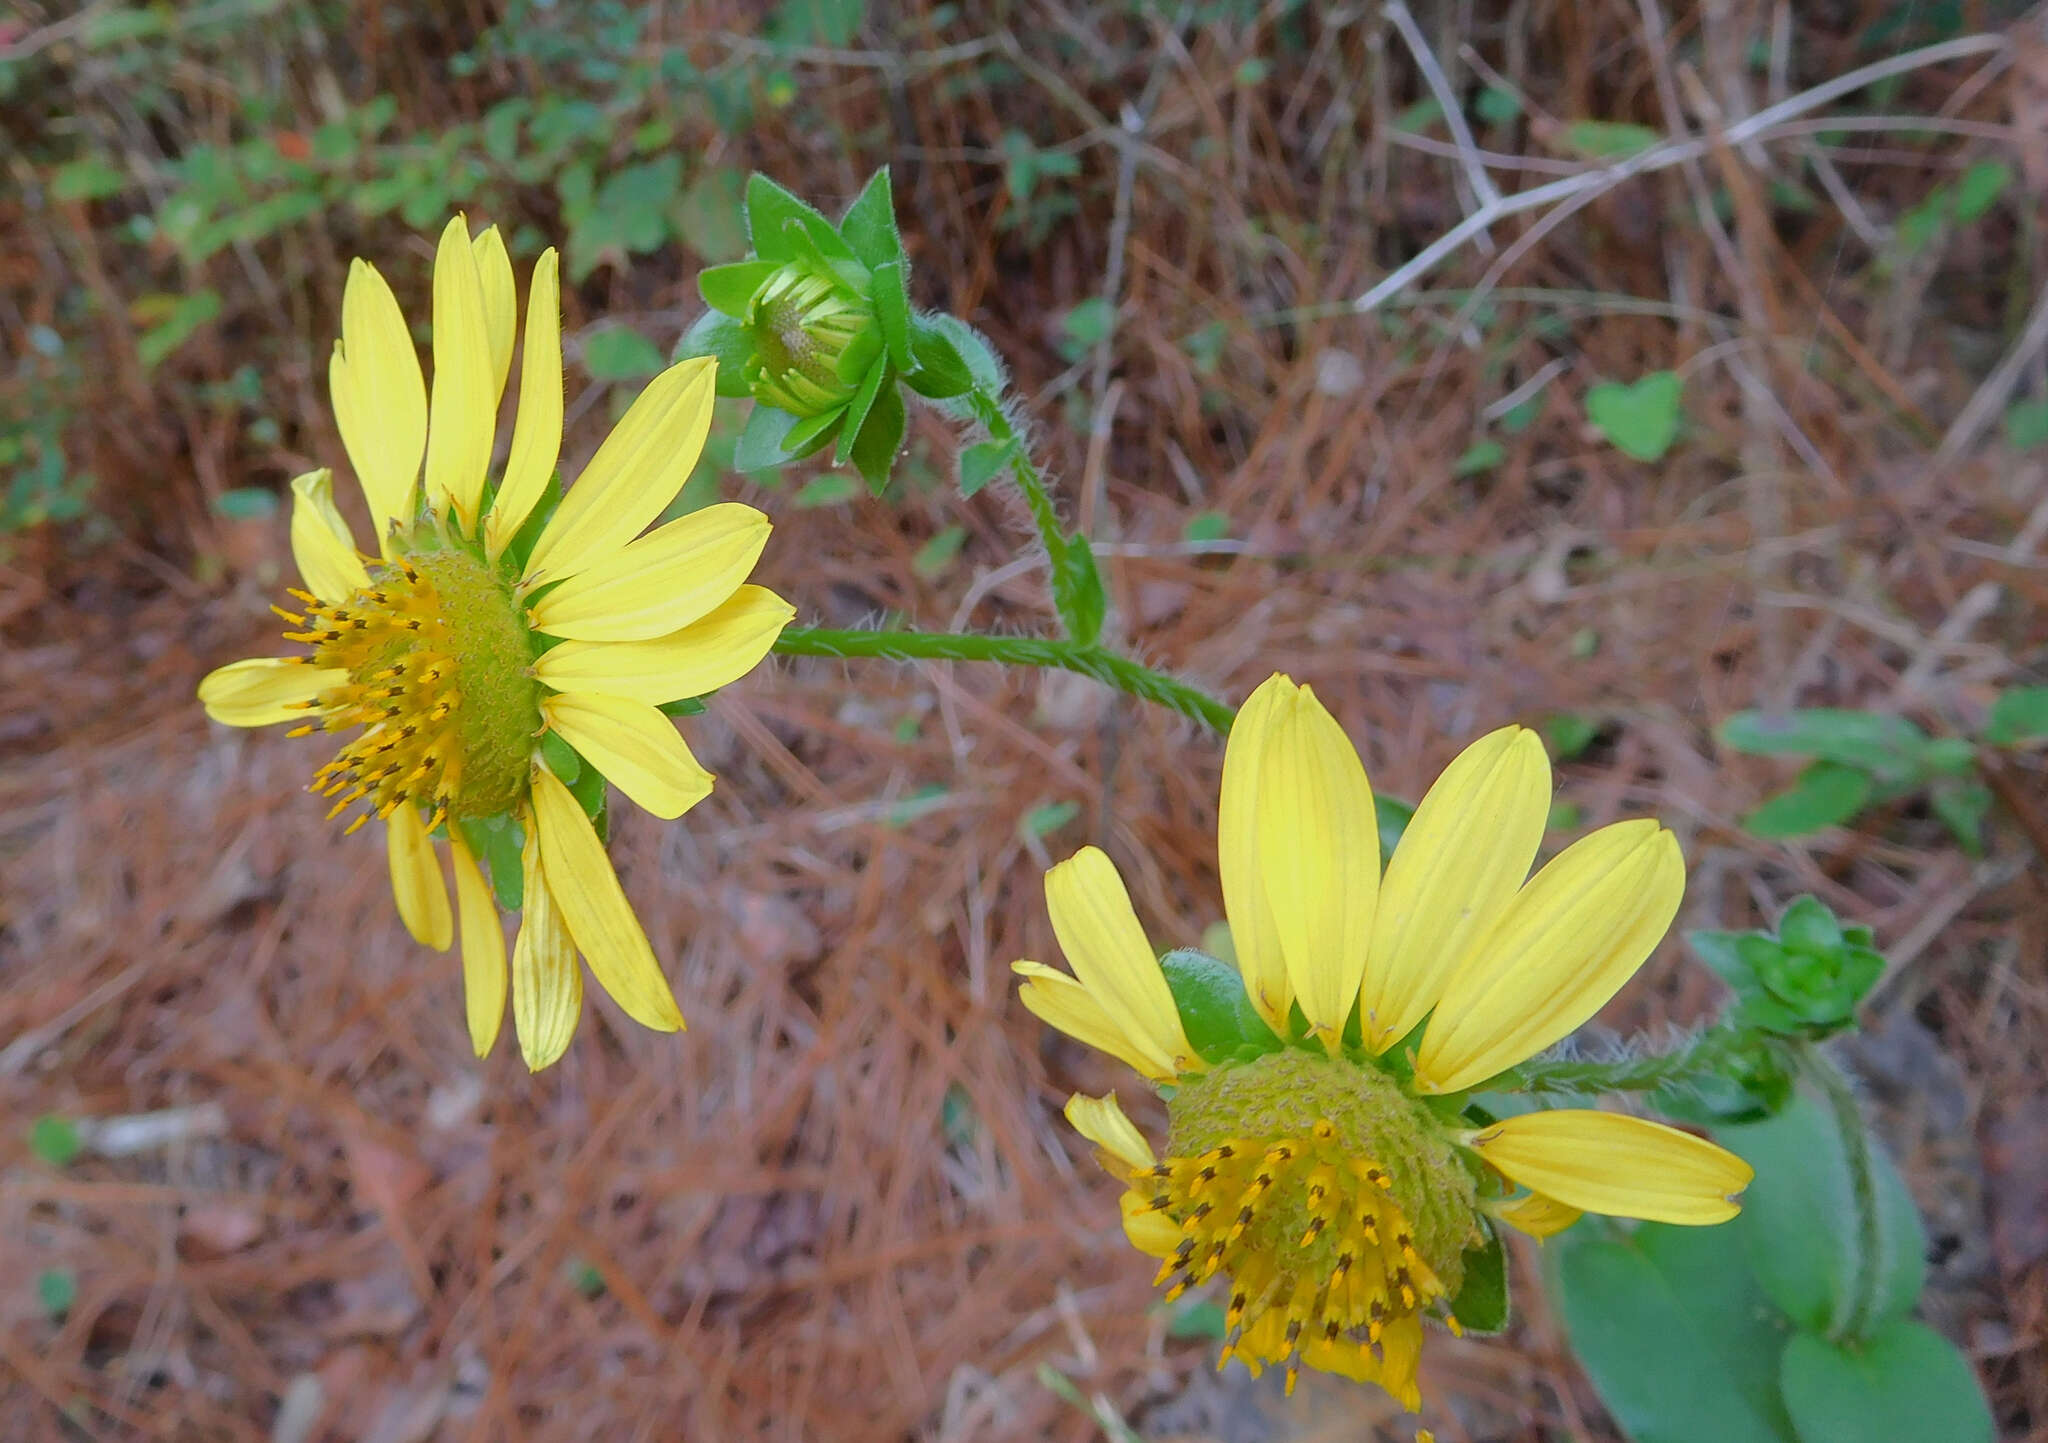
<box><xmin>3</xmin><ymin>4</ymin><xmax>2046</xmax><ymax>1440</ymax></box>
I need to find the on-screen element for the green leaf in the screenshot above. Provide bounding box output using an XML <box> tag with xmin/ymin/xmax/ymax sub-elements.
<box><xmin>734</xmin><ymin>405</ymin><xmax>800</xmax><ymax>472</ymax></box>
<box><xmin>37</xmin><ymin>1268</ymin><xmax>77</xmax><ymax>1318</ymax></box>
<box><xmin>213</xmin><ymin>487</ymin><xmax>279</xmax><ymax>521</ymax></box>
<box><xmin>913</xmin><ymin>525</ymin><xmax>967</xmax><ymax>579</ymax></box>
<box><xmin>1743</xmin><ymin>761</ymin><xmax>1875</xmax><ymax>839</ymax></box>
<box><xmin>2002</xmin><ymin>398</ymin><xmax>2048</xmax><ymax>450</ymax></box>
<box><xmin>1474</xmin><ymin>87</ymin><xmax>1522</xmax><ymax>124</ymax></box>
<box><xmin>905</xmin><ymin>318</ymin><xmax>975</xmax><ymax>399</ymax></box>
<box><xmin>1375</xmin><ymin>795</ymin><xmax>1415</xmax><ymax>864</ymax></box>
<box><xmin>839</xmin><ymin>167</ymin><xmax>901</xmax><ymax>268</ymax></box>
<box><xmin>1777</xmin><ymin>896</ymin><xmax>1843</xmax><ymax>955</ymax></box>
<box><xmin>1929</xmin><ymin>780</ymin><xmax>1991</xmax><ymax>855</ymax></box>
<box><xmin>1021</xmin><ymin>799</ymin><xmax>1080</xmax><ymax>837</ymax></box>
<box><xmin>744</xmin><ymin>172</ymin><xmax>849</xmax><ymax>263</ymax></box>
<box><xmin>30</xmin><ymin>1115</ymin><xmax>81</xmax><ymax>1167</ymax></box>
<box><xmin>781</xmin><ymin>405</ymin><xmax>846</xmax><ymax>458</ymax></box>
<box><xmin>539</xmin><ymin>731</ymin><xmax>581</xmax><ymax>787</ymax></box>
<box><xmin>582</xmin><ymin>328</ymin><xmax>665</xmax><ymax>381</ymax></box>
<box><xmin>1452</xmin><ymin>439</ymin><xmax>1506</xmax><ymax>477</ymax></box>
<box><xmin>1984</xmin><ymin>685</ymin><xmax>2048</xmax><ymax>744</ymax></box>
<box><xmin>1158</xmin><ymin>948</ymin><xmax>1282</xmax><ymax>1063</ymax></box>
<box><xmin>1780</xmin><ymin>1322</ymin><xmax>1992</xmax><ymax>1443</ymax></box>
<box><xmin>794</xmin><ymin>474</ymin><xmax>859</xmax><ymax>508</ymax></box>
<box><xmin>1585</xmin><ymin>371</ymin><xmax>1683</xmax><ymax>461</ymax></box>
<box><xmin>136</xmin><ymin>290</ymin><xmax>223</xmax><ymax>372</ymax></box>
<box><xmin>1057</xmin><ymin>297</ymin><xmax>1114</xmax><ymax>362</ymax></box>
<box><xmin>1561</xmin><ymin>119</ymin><xmax>1664</xmax><ymax>159</ymax></box>
<box><xmin>699</xmin><ymin>259</ymin><xmax>778</xmax><ymax>318</ymax></box>
<box><xmin>52</xmin><ymin>155</ymin><xmax>130</xmax><ymax>201</ymax></box>
<box><xmin>958</xmin><ymin>438</ymin><xmax>1014</xmax><ymax>498</ymax></box>
<box><xmin>1553</xmin><ymin>1223</ymin><xmax>1799</xmax><ymax>1443</ymax></box>
<box><xmin>1950</xmin><ymin>158</ymin><xmax>2012</xmax><ymax>224</ymax></box>
<box><xmin>1717</xmin><ymin>1091</ymin><xmax>1926</xmax><ymax>1336</ymax></box>
<box><xmin>1449</xmin><ymin>1224</ymin><xmax>1509</xmax><ymax>1334</ymax></box>
<box><xmin>850</xmin><ymin>383</ymin><xmax>906</xmax><ymax>494</ymax></box>
<box><xmin>678</xmin><ymin>165</ymin><xmax>748</xmax><ymax>261</ymax></box>
<box><xmin>1182</xmin><ymin>511</ymin><xmax>1229</xmax><ymax>543</ymax></box>
<box><xmin>676</xmin><ymin>310</ymin><xmax>755</xmax><ymax>397</ymax></box>
<box><xmin>1543</xmin><ymin>713</ymin><xmax>1600</xmax><ymax>760</ymax></box>
<box><xmin>1719</xmin><ymin>709</ymin><xmax>1931</xmax><ymax>782</ymax></box>
<box><xmin>835</xmin><ymin>361</ymin><xmax>890</xmax><ymax>467</ymax></box>
<box><xmin>1165</xmin><ymin>1298</ymin><xmax>1227</xmax><ymax>1340</ymax></box>
<box><xmin>918</xmin><ymin>313</ymin><xmax>1007</xmax><ymax>399</ymax></box>
<box><xmin>1052</xmin><ymin>533</ymin><xmax>1107</xmax><ymax>644</ymax></box>
<box><xmin>872</xmin><ymin>261</ymin><xmax>914</xmax><ymax>372</ymax></box>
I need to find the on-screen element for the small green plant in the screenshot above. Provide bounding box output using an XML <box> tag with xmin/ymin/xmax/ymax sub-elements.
<box><xmin>1585</xmin><ymin>371</ymin><xmax>1683</xmax><ymax>461</ymax></box>
<box><xmin>1719</xmin><ymin>692</ymin><xmax>2048</xmax><ymax>852</ymax></box>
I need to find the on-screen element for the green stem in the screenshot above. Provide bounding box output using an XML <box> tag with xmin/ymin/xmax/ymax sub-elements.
<box><xmin>1502</xmin><ymin>1026</ymin><xmax>1741</xmax><ymax>1098</ymax></box>
<box><xmin>966</xmin><ymin>387</ymin><xmax>1066</xmax><ymax>569</ymax></box>
<box><xmin>1808</xmin><ymin>1051</ymin><xmax>1886</xmax><ymax>1342</ymax></box>
<box><xmin>773</xmin><ymin>625</ymin><xmax>1236</xmax><ymax>733</ymax></box>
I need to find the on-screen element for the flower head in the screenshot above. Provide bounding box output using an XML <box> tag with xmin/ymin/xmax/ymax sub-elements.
<box><xmin>1014</xmin><ymin>674</ymin><xmax>1753</xmax><ymax>1412</ymax></box>
<box><xmin>198</xmin><ymin>217</ymin><xmax>793</xmax><ymax>1070</ymax></box>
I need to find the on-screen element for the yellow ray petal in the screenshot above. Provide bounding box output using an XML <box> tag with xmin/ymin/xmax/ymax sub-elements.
<box><xmin>1466</xmin><ymin>1110</ymin><xmax>1753</xmax><ymax>1224</ymax></box>
<box><xmin>529</xmin><ymin>763</ymin><xmax>683</xmax><ymax>1033</ymax></box>
<box><xmin>511</xmin><ymin>819</ymin><xmax>582</xmax><ymax>1071</ymax></box>
<box><xmin>450</xmin><ymin>837</ymin><xmax>507</xmax><ymax>1058</ymax></box>
<box><xmin>1063</xmin><ymin>1091</ymin><xmax>1156</xmax><ymax>1174</ymax></box>
<box><xmin>1485</xmin><ymin>1190</ymin><xmax>1584</xmax><ymax>1240</ymax></box>
<box><xmin>486</xmin><ymin>248</ymin><xmax>563</xmax><ymax>557</ymax></box>
<box><xmin>531</xmin><ymin>584</ymin><xmax>792</xmax><ymax>706</ymax></box>
<box><xmin>1413</xmin><ymin>820</ymin><xmax>1685</xmax><ymax>1093</ymax></box>
<box><xmin>471</xmin><ymin>224</ymin><xmax>515</xmax><ymax>405</ymax></box>
<box><xmin>334</xmin><ymin>258</ymin><xmax>426</xmax><ymax>543</ymax></box>
<box><xmin>1045</xmin><ymin>847</ymin><xmax>1192</xmax><ymax>1077</ymax></box>
<box><xmin>423</xmin><ymin>215</ymin><xmax>496</xmax><ymax>523</ymax></box>
<box><xmin>1218</xmin><ymin>674</ymin><xmax>1295</xmax><ymax>1034</ymax></box>
<box><xmin>386</xmin><ymin>805</ymin><xmax>452</xmax><ymax>951</ymax></box>
<box><xmin>541</xmin><ymin>691</ymin><xmax>713</xmax><ymax>820</ymax></box>
<box><xmin>1012</xmin><ymin>962</ymin><xmax>1178</xmax><ymax>1082</ymax></box>
<box><xmin>287</xmin><ymin>468</ymin><xmax>368</xmax><ymax>605</ymax></box>
<box><xmin>1254</xmin><ymin>681</ymin><xmax>1378</xmax><ymax>1047</ymax></box>
<box><xmin>1119</xmin><ymin>1187</ymin><xmax>1182</xmax><ymax>1259</ymax></box>
<box><xmin>197</xmin><ymin>657</ymin><xmax>344</xmax><ymax>727</ymax></box>
<box><xmin>1361</xmin><ymin>725</ymin><xmax>1549</xmax><ymax>1053</ymax></box>
<box><xmin>522</xmin><ymin>357</ymin><xmax>717</xmax><ymax>584</ymax></box>
<box><xmin>527</xmin><ymin>503</ymin><xmax>772</xmax><ymax>642</ymax></box>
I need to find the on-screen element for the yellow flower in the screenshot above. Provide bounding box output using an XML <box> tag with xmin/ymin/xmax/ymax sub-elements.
<box><xmin>198</xmin><ymin>217</ymin><xmax>793</xmax><ymax>1071</ymax></box>
<box><xmin>1014</xmin><ymin>673</ymin><xmax>1753</xmax><ymax>1412</ymax></box>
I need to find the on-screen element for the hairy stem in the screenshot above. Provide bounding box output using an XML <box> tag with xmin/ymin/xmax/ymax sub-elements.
<box><xmin>773</xmin><ymin>625</ymin><xmax>1236</xmax><ymax>733</ymax></box>
<box><xmin>1502</xmin><ymin>1026</ymin><xmax>1742</xmax><ymax>1098</ymax></box>
<box><xmin>1808</xmin><ymin>1051</ymin><xmax>1887</xmax><ymax>1342</ymax></box>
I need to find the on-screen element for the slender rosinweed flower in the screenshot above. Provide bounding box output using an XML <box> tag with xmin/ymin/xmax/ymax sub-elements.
<box><xmin>198</xmin><ymin>217</ymin><xmax>793</xmax><ymax>1070</ymax></box>
<box><xmin>1014</xmin><ymin>673</ymin><xmax>1753</xmax><ymax>1414</ymax></box>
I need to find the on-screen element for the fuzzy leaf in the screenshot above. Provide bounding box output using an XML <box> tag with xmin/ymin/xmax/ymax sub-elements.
<box><xmin>839</xmin><ymin>167</ymin><xmax>902</xmax><ymax>269</ymax></box>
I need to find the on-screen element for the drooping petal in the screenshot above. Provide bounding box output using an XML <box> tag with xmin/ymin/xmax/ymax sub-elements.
<box><xmin>1063</xmin><ymin>1092</ymin><xmax>1156</xmax><ymax>1174</ymax></box>
<box><xmin>1045</xmin><ymin>847</ymin><xmax>1192</xmax><ymax>1077</ymax></box>
<box><xmin>1466</xmin><ymin>1110</ymin><xmax>1753</xmax><ymax>1224</ymax></box>
<box><xmin>1012</xmin><ymin>962</ymin><xmax>1178</xmax><ymax>1082</ymax></box>
<box><xmin>197</xmin><ymin>657</ymin><xmax>343</xmax><ymax>727</ymax></box>
<box><xmin>333</xmin><ymin>258</ymin><xmax>426</xmax><ymax>543</ymax></box>
<box><xmin>529</xmin><ymin>763</ymin><xmax>683</xmax><ymax>1033</ymax></box>
<box><xmin>1413</xmin><ymin>820</ymin><xmax>1685</xmax><ymax>1094</ymax></box>
<box><xmin>386</xmin><ymin>804</ymin><xmax>452</xmax><ymax>951</ymax></box>
<box><xmin>1218</xmin><ymin>674</ymin><xmax>1294</xmax><ymax>1033</ymax></box>
<box><xmin>527</xmin><ymin>503</ymin><xmax>772</xmax><ymax>642</ymax></box>
<box><xmin>450</xmin><ymin>837</ymin><xmax>507</xmax><ymax>1058</ymax></box>
<box><xmin>1361</xmin><ymin>725</ymin><xmax>1549</xmax><ymax>1052</ymax></box>
<box><xmin>471</xmin><ymin>224</ymin><xmax>516</xmax><ymax>406</ymax></box>
<box><xmin>511</xmin><ymin>819</ymin><xmax>582</xmax><ymax>1071</ymax></box>
<box><xmin>485</xmin><ymin>248</ymin><xmax>563</xmax><ymax>557</ymax></box>
<box><xmin>522</xmin><ymin>357</ymin><xmax>717</xmax><ymax>585</ymax></box>
<box><xmin>287</xmin><ymin>469</ymin><xmax>368</xmax><ymax>605</ymax></box>
<box><xmin>1254</xmin><ymin>681</ymin><xmax>1378</xmax><ymax>1047</ymax></box>
<box><xmin>1119</xmin><ymin>1186</ymin><xmax>1182</xmax><ymax>1259</ymax></box>
<box><xmin>422</xmin><ymin>215</ymin><xmax>496</xmax><ymax>523</ymax></box>
<box><xmin>1486</xmin><ymin>1190</ymin><xmax>1584</xmax><ymax>1240</ymax></box>
<box><xmin>531</xmin><ymin>584</ymin><xmax>792</xmax><ymax>706</ymax></box>
<box><xmin>541</xmin><ymin>691</ymin><xmax>713</xmax><ymax>820</ymax></box>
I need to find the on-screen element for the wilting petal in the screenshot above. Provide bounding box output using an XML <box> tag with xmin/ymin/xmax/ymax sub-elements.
<box><xmin>450</xmin><ymin>837</ymin><xmax>507</xmax><ymax>1057</ymax></box>
<box><xmin>1012</xmin><ymin>962</ymin><xmax>1178</xmax><ymax>1082</ymax></box>
<box><xmin>1466</xmin><ymin>1110</ymin><xmax>1753</xmax><ymax>1225</ymax></box>
<box><xmin>198</xmin><ymin>657</ymin><xmax>342</xmax><ymax>727</ymax></box>
<box><xmin>531</xmin><ymin>584</ymin><xmax>791</xmax><ymax>706</ymax></box>
<box><xmin>1486</xmin><ymin>1190</ymin><xmax>1583</xmax><ymax>1240</ymax></box>
<box><xmin>1119</xmin><ymin>1187</ymin><xmax>1182</xmax><ymax>1259</ymax></box>
<box><xmin>1064</xmin><ymin>1092</ymin><xmax>1156</xmax><ymax>1174</ymax></box>
<box><xmin>486</xmin><ymin>248</ymin><xmax>564</xmax><ymax>557</ymax></box>
<box><xmin>287</xmin><ymin>469</ymin><xmax>368</xmax><ymax>605</ymax></box>
<box><xmin>1360</xmin><ymin>725</ymin><xmax>1548</xmax><ymax>1052</ymax></box>
<box><xmin>1218</xmin><ymin>674</ymin><xmax>1294</xmax><ymax>1033</ymax></box>
<box><xmin>511</xmin><ymin>819</ymin><xmax>582</xmax><ymax>1071</ymax></box>
<box><xmin>333</xmin><ymin>258</ymin><xmax>426</xmax><ymax>543</ymax></box>
<box><xmin>1414</xmin><ymin>820</ymin><xmax>1685</xmax><ymax>1093</ymax></box>
<box><xmin>529</xmin><ymin>763</ymin><xmax>682</xmax><ymax>1032</ymax></box>
<box><xmin>422</xmin><ymin>215</ymin><xmax>496</xmax><ymax>522</ymax></box>
<box><xmin>1046</xmin><ymin>847</ymin><xmax>1192</xmax><ymax>1077</ymax></box>
<box><xmin>541</xmin><ymin>691</ymin><xmax>713</xmax><ymax>820</ymax></box>
<box><xmin>1254</xmin><ymin>681</ymin><xmax>1377</xmax><ymax>1047</ymax></box>
<box><xmin>528</xmin><ymin>503</ymin><xmax>772</xmax><ymax>642</ymax></box>
<box><xmin>471</xmin><ymin>224</ymin><xmax>516</xmax><ymax>406</ymax></box>
<box><xmin>386</xmin><ymin>804</ymin><xmax>452</xmax><ymax>951</ymax></box>
<box><xmin>522</xmin><ymin>357</ymin><xmax>717</xmax><ymax>584</ymax></box>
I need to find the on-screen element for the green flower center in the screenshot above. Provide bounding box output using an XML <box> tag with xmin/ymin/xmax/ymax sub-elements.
<box><xmin>744</xmin><ymin>263</ymin><xmax>879</xmax><ymax>415</ymax></box>
<box><xmin>283</xmin><ymin>542</ymin><xmax>541</xmax><ymax>829</ymax></box>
